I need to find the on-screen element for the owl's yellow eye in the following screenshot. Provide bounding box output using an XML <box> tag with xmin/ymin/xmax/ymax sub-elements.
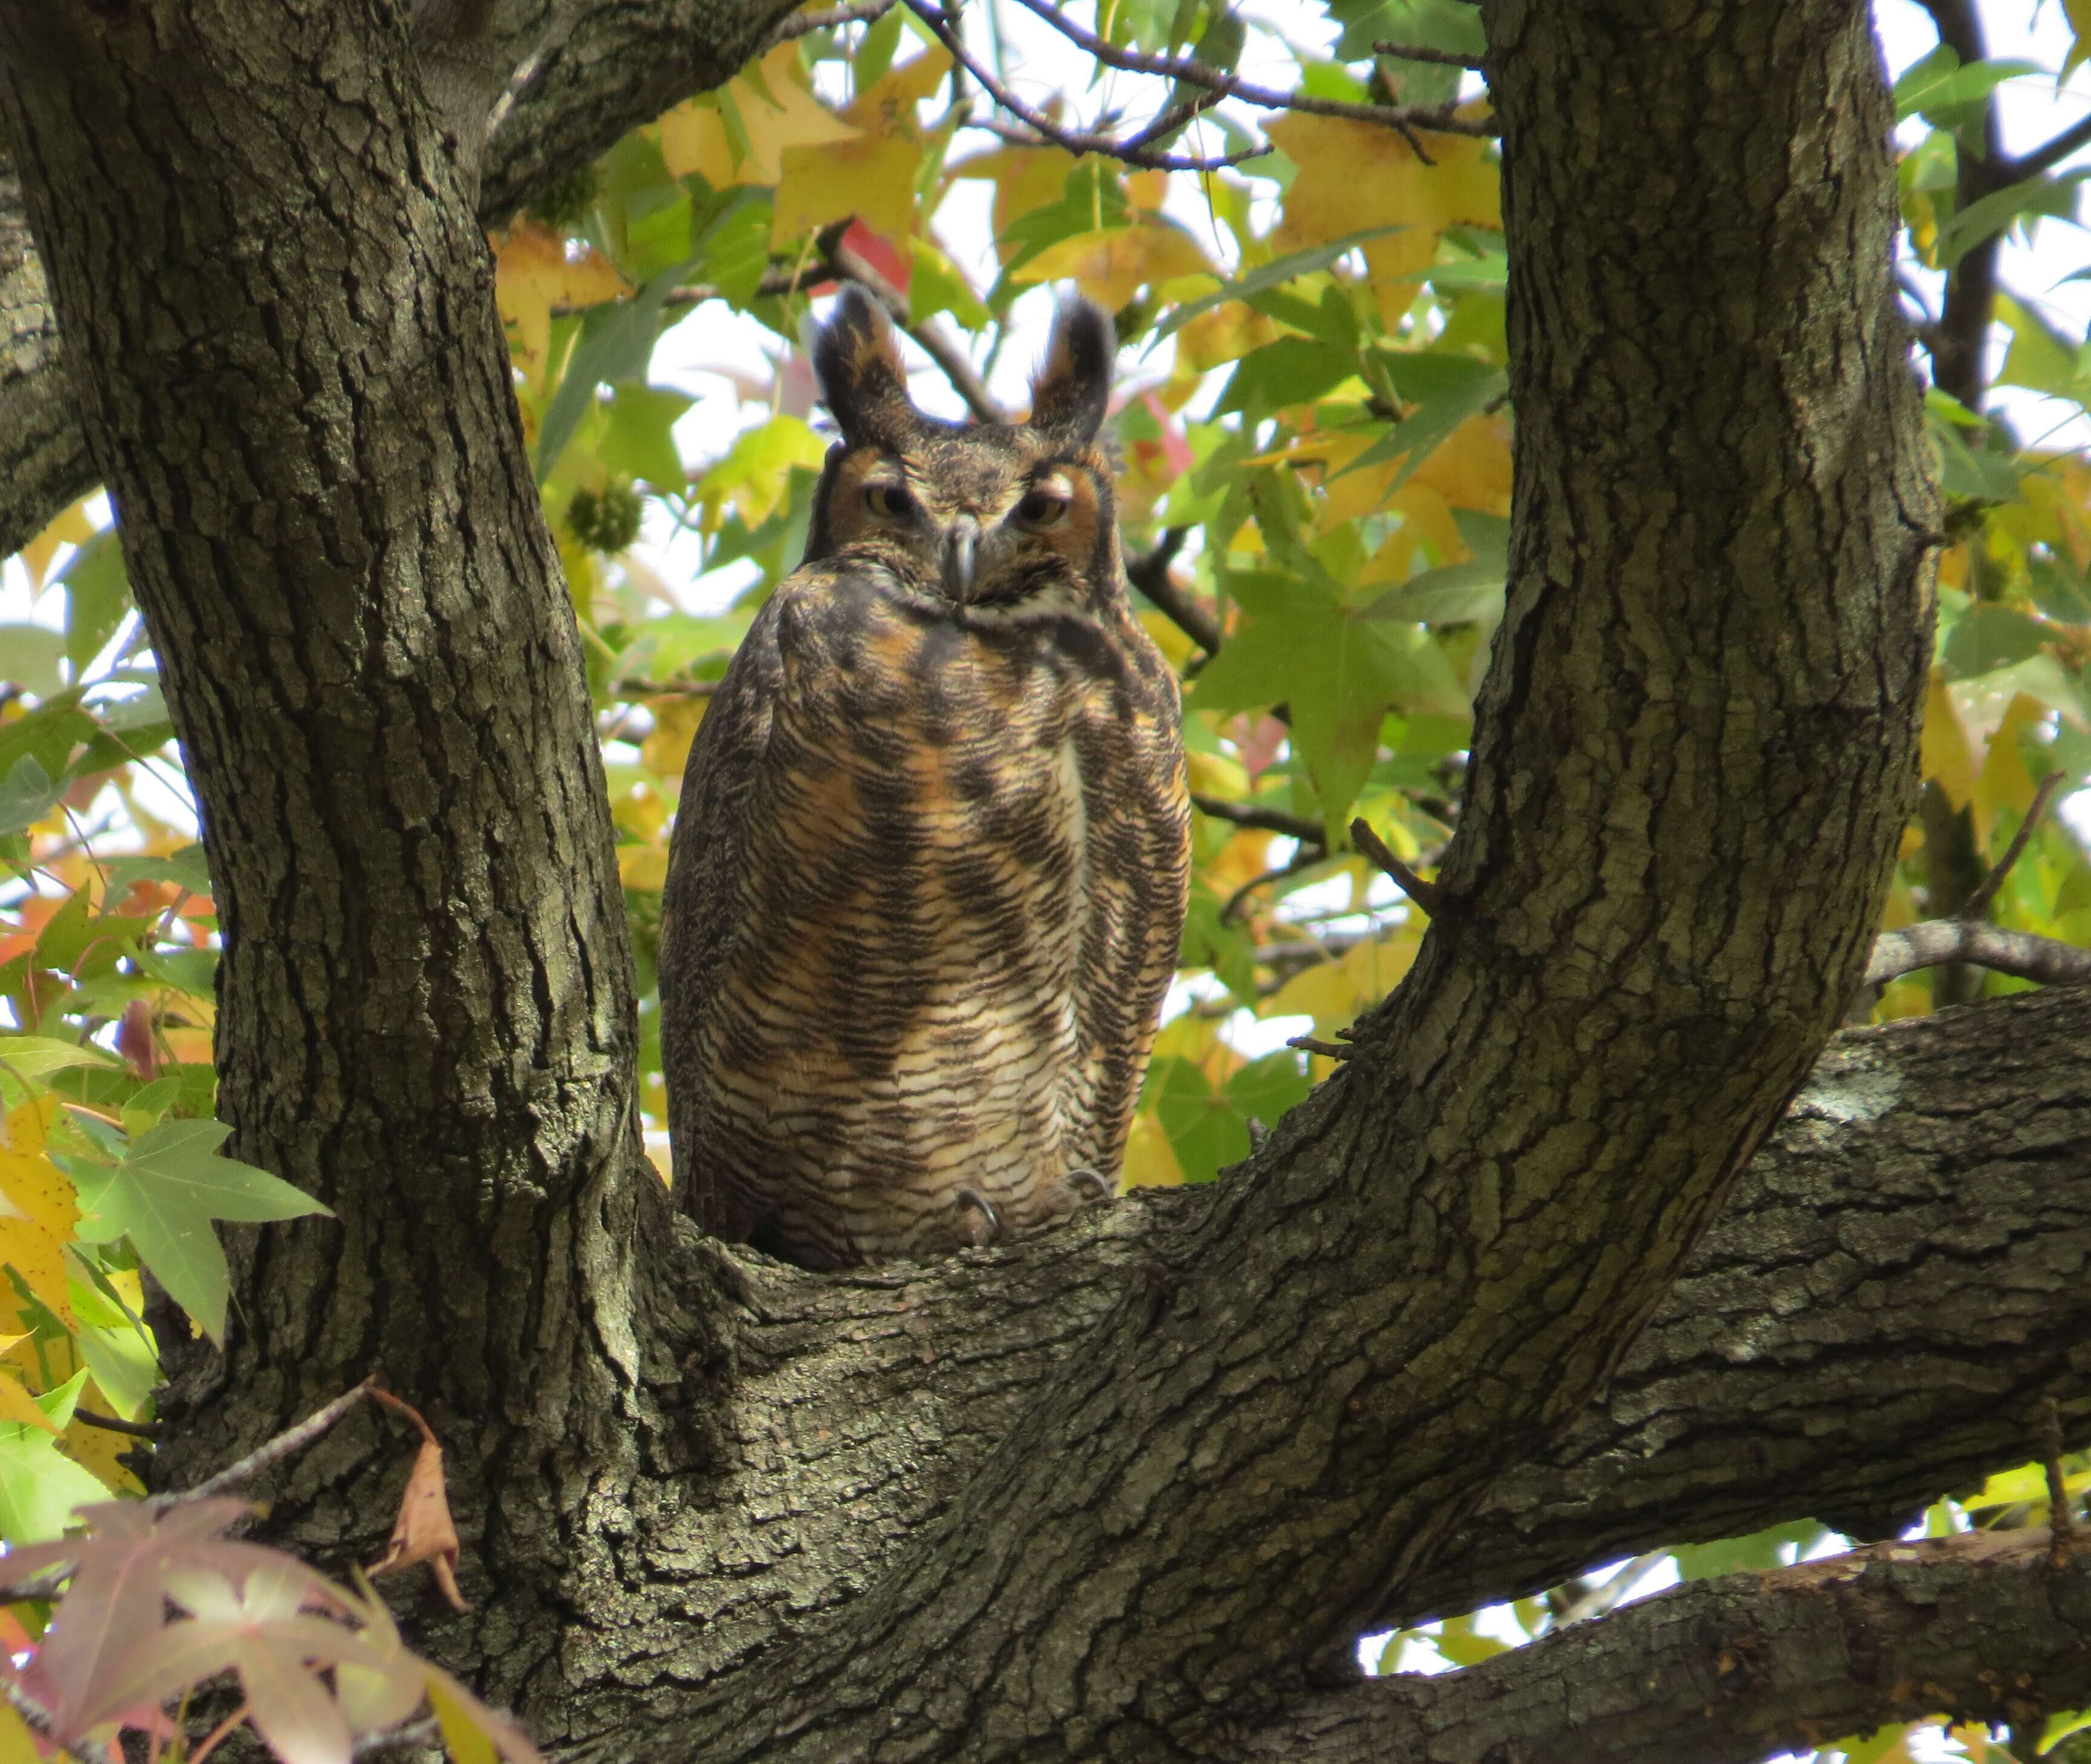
<box><xmin>865</xmin><ymin>483</ymin><xmax>915</xmax><ymax>518</ymax></box>
<box><xmin>1013</xmin><ymin>489</ymin><xmax>1069</xmax><ymax>528</ymax></box>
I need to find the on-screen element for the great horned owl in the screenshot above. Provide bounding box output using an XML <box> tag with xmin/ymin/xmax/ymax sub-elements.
<box><xmin>658</xmin><ymin>289</ymin><xmax>1190</xmax><ymax>1270</ymax></box>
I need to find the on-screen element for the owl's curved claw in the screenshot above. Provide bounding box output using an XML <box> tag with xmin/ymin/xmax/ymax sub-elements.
<box><xmin>953</xmin><ymin>1187</ymin><xmax>1002</xmax><ymax>1246</ymax></box>
<box><xmin>1064</xmin><ymin>1167</ymin><xmax>1115</xmax><ymax>1207</ymax></box>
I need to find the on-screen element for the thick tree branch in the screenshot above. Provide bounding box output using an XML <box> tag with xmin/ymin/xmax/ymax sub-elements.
<box><xmin>559</xmin><ymin>982</ymin><xmax>2091</xmax><ymax>1743</ymax></box>
<box><xmin>651</xmin><ymin>2</ymin><xmax>1932</xmax><ymax>1746</ymax></box>
<box><xmin>1244</xmin><ymin>1529</ymin><xmax>2091</xmax><ymax>1764</ymax></box>
<box><xmin>1</xmin><ymin>0</ymin><xmax>804</xmax><ymax>561</ymax></box>
<box><xmin>0</xmin><ymin>156</ymin><xmax>93</xmax><ymax>559</ymax></box>
<box><xmin>1867</xmin><ymin>918</ymin><xmax>2091</xmax><ymax>987</ymax></box>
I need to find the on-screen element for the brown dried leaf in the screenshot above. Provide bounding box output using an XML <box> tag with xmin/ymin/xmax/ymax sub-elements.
<box><xmin>367</xmin><ymin>1440</ymin><xmax>467</xmax><ymax>1611</ymax></box>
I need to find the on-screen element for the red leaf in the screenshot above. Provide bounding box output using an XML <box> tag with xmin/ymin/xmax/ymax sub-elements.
<box><xmin>839</xmin><ymin>219</ymin><xmax>909</xmax><ymax>296</ymax></box>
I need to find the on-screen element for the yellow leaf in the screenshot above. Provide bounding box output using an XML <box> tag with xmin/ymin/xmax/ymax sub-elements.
<box><xmin>1921</xmin><ymin>671</ymin><xmax>1977</xmax><ymax>811</ymax></box>
<box><xmin>618</xmin><ymin>846</ymin><xmax>670</xmax><ymax>892</ymax></box>
<box><xmin>1119</xmin><ymin>1110</ymin><xmax>1183</xmax><ymax>1191</ymax></box>
<box><xmin>62</xmin><ymin>1410</ymin><xmax>145</xmax><ymax>1494</ymax></box>
<box><xmin>770</xmin><ymin>45</ymin><xmax>950</xmax><ymax>248</ymax></box>
<box><xmin>690</xmin><ymin>414</ymin><xmax>829</xmax><ymax>533</ymax></box>
<box><xmin>0</xmin><ymin>1100</ymin><xmax>76</xmax><ymax>1328</ymax></box>
<box><xmin>659</xmin><ymin>43</ymin><xmax>858</xmax><ymax>188</ymax></box>
<box><xmin>493</xmin><ymin>224</ymin><xmax>633</xmax><ymax>388</ymax></box>
<box><xmin>1012</xmin><ymin>222</ymin><xmax>1213</xmax><ymax>310</ymax></box>
<box><xmin>1140</xmin><ymin>611</ymin><xmax>1199</xmax><ymax>673</ymax></box>
<box><xmin>0</xmin><ymin>1700</ymin><xmax>39</xmax><ymax>1764</ymax></box>
<box><xmin>1268</xmin><ymin>110</ymin><xmax>1501</xmax><ymax>324</ymax></box>
<box><xmin>1972</xmin><ymin>690</ymin><xmax>2043</xmax><ymax>845</ymax></box>
<box><xmin>19</xmin><ymin>499</ymin><xmax>97</xmax><ymax>592</ymax></box>
<box><xmin>0</xmin><ymin>1370</ymin><xmax>57</xmax><ymax>1434</ymax></box>
<box><xmin>1173</xmin><ymin>302</ymin><xmax>1284</xmax><ymax>374</ymax></box>
<box><xmin>1406</xmin><ymin>411</ymin><xmax>1513</xmax><ymax>515</ymax></box>
<box><xmin>642</xmin><ymin>697</ymin><xmax>709</xmax><ymax>783</ymax></box>
<box><xmin>773</xmin><ymin>132</ymin><xmax>922</xmax><ymax>247</ymax></box>
<box><xmin>1185</xmin><ymin>750</ymin><xmax>1247</xmax><ymax>799</ymax></box>
<box><xmin>428</xmin><ymin>1674</ymin><xmax>499</xmax><ymax>1764</ymax></box>
<box><xmin>1269</xmin><ymin>928</ymin><xmax>1422</xmax><ymax>1040</ymax></box>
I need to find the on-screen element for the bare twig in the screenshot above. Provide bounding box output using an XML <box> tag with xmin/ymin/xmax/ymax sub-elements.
<box><xmin>1127</xmin><ymin>528</ymin><xmax>1224</xmax><ymax>654</ymax></box>
<box><xmin>768</xmin><ymin>0</ymin><xmax>900</xmax><ymax>43</ymax></box>
<box><xmin>2040</xmin><ymin>1396</ymin><xmax>2078</xmax><ymax>1569</ymax></box>
<box><xmin>73</xmin><ymin>1408</ymin><xmax>162</xmax><ymax>1440</ymax></box>
<box><xmin>1961</xmin><ymin>768</ymin><xmax>2065</xmax><ymax>920</ymax></box>
<box><xmin>1350</xmin><ymin>816</ymin><xmax>1444</xmax><ymax>916</ymax></box>
<box><xmin>925</xmin><ymin>36</ymin><xmax>1272</xmax><ymax>173</ymax></box>
<box><xmin>614</xmin><ymin>677</ymin><xmax>719</xmax><ymax>699</ymax></box>
<box><xmin>1222</xmin><ymin>847</ymin><xmax>1326</xmax><ymax>924</ymax></box>
<box><xmin>1002</xmin><ymin>0</ymin><xmax>1498</xmax><ymax>155</ymax></box>
<box><xmin>1286</xmin><ymin>1034</ymin><xmax>1352</xmax><ymax>1059</ymax></box>
<box><xmin>1864</xmin><ymin>920</ymin><xmax>2091</xmax><ymax>989</ymax></box>
<box><xmin>1370</xmin><ymin>39</ymin><xmax>1487</xmax><ymax>70</ymax></box>
<box><xmin>596</xmin><ymin>227</ymin><xmax>1004</xmax><ymax>425</ymax></box>
<box><xmin>1191</xmin><ymin>793</ymin><xmax>1325</xmax><ymax>847</ymax></box>
<box><xmin>159</xmin><ymin>1376</ymin><xmax>378</xmax><ymax>1506</ymax></box>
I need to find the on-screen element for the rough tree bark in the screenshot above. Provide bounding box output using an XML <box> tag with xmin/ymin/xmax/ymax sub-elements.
<box><xmin>8</xmin><ymin>0</ymin><xmax>2084</xmax><ymax>1760</ymax></box>
<box><xmin>0</xmin><ymin>0</ymin><xmax>798</xmax><ymax>560</ymax></box>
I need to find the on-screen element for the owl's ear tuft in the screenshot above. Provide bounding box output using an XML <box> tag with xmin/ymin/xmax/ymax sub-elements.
<box><xmin>813</xmin><ymin>287</ymin><xmax>919</xmax><ymax>447</ymax></box>
<box><xmin>1028</xmin><ymin>298</ymin><xmax>1115</xmax><ymax>444</ymax></box>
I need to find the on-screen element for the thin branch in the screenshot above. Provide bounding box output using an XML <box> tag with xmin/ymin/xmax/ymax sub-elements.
<box><xmin>1127</xmin><ymin>528</ymin><xmax>1224</xmax><ymax>654</ymax></box>
<box><xmin>2003</xmin><ymin>110</ymin><xmax>2091</xmax><ymax>181</ymax></box>
<box><xmin>1192</xmin><ymin>793</ymin><xmax>1325</xmax><ymax>847</ymax></box>
<box><xmin>1370</xmin><ymin>39</ymin><xmax>1487</xmax><ymax>70</ymax></box>
<box><xmin>1285</xmin><ymin>1034</ymin><xmax>1352</xmax><ymax>1060</ymax></box>
<box><xmin>1222</xmin><ymin>846</ymin><xmax>1326</xmax><ymax>924</ymax></box>
<box><xmin>156</xmin><ymin>1377</ymin><xmax>378</xmax><ymax>1506</ymax></box>
<box><xmin>1003</xmin><ymin>0</ymin><xmax>1498</xmax><ymax>150</ymax></box>
<box><xmin>1350</xmin><ymin>816</ymin><xmax>1444</xmax><ymax>916</ymax></box>
<box><xmin>767</xmin><ymin>0</ymin><xmax>900</xmax><ymax>43</ymax></box>
<box><xmin>1864</xmin><ymin>919</ymin><xmax>2091</xmax><ymax>988</ymax></box>
<box><xmin>2041</xmin><ymin>1396</ymin><xmax>2078</xmax><ymax>1569</ymax></box>
<box><xmin>613</xmin><ymin>677</ymin><xmax>719</xmax><ymax>699</ymax></box>
<box><xmin>933</xmin><ymin>57</ymin><xmax>1271</xmax><ymax>172</ymax></box>
<box><xmin>73</xmin><ymin>1408</ymin><xmax>162</xmax><ymax>1440</ymax></box>
<box><xmin>1961</xmin><ymin>768</ymin><xmax>2064</xmax><ymax>920</ymax></box>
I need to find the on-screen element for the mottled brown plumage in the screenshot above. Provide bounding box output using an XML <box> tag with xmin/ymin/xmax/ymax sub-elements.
<box><xmin>658</xmin><ymin>290</ymin><xmax>1189</xmax><ymax>1270</ymax></box>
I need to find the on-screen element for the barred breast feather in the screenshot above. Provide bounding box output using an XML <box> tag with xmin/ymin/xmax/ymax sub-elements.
<box><xmin>660</xmin><ymin>562</ymin><xmax>1187</xmax><ymax>1268</ymax></box>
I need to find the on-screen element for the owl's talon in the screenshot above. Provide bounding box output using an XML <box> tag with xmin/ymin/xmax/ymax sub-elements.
<box><xmin>954</xmin><ymin>1187</ymin><xmax>1002</xmax><ymax>1246</ymax></box>
<box><xmin>1064</xmin><ymin>1167</ymin><xmax>1115</xmax><ymax>1207</ymax></box>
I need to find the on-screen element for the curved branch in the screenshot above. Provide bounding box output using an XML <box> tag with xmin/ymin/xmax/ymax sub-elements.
<box><xmin>1244</xmin><ymin>1531</ymin><xmax>2091</xmax><ymax>1764</ymax></box>
<box><xmin>1868</xmin><ymin>918</ymin><xmax>2091</xmax><ymax>987</ymax></box>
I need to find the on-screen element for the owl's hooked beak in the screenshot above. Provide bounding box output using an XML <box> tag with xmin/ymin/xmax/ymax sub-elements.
<box><xmin>942</xmin><ymin>517</ymin><xmax>979</xmax><ymax>601</ymax></box>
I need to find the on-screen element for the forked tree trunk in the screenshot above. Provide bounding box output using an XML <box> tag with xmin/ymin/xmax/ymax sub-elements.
<box><xmin>0</xmin><ymin>0</ymin><xmax>1960</xmax><ymax>1758</ymax></box>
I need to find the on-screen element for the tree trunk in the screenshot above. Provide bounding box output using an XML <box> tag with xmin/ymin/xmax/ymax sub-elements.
<box><xmin>0</xmin><ymin>0</ymin><xmax>680</xmax><ymax>1711</ymax></box>
<box><xmin>0</xmin><ymin>0</ymin><xmax>2004</xmax><ymax>1759</ymax></box>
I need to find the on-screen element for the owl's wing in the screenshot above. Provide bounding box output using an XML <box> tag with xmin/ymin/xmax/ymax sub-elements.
<box><xmin>1066</xmin><ymin>623</ymin><xmax>1192</xmax><ymax>1178</ymax></box>
<box><xmin>658</xmin><ymin>592</ymin><xmax>785</xmax><ymax>1238</ymax></box>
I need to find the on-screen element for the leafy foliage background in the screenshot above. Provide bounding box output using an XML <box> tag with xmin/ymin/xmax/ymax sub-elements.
<box><xmin>0</xmin><ymin>0</ymin><xmax>2089</xmax><ymax>1759</ymax></box>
